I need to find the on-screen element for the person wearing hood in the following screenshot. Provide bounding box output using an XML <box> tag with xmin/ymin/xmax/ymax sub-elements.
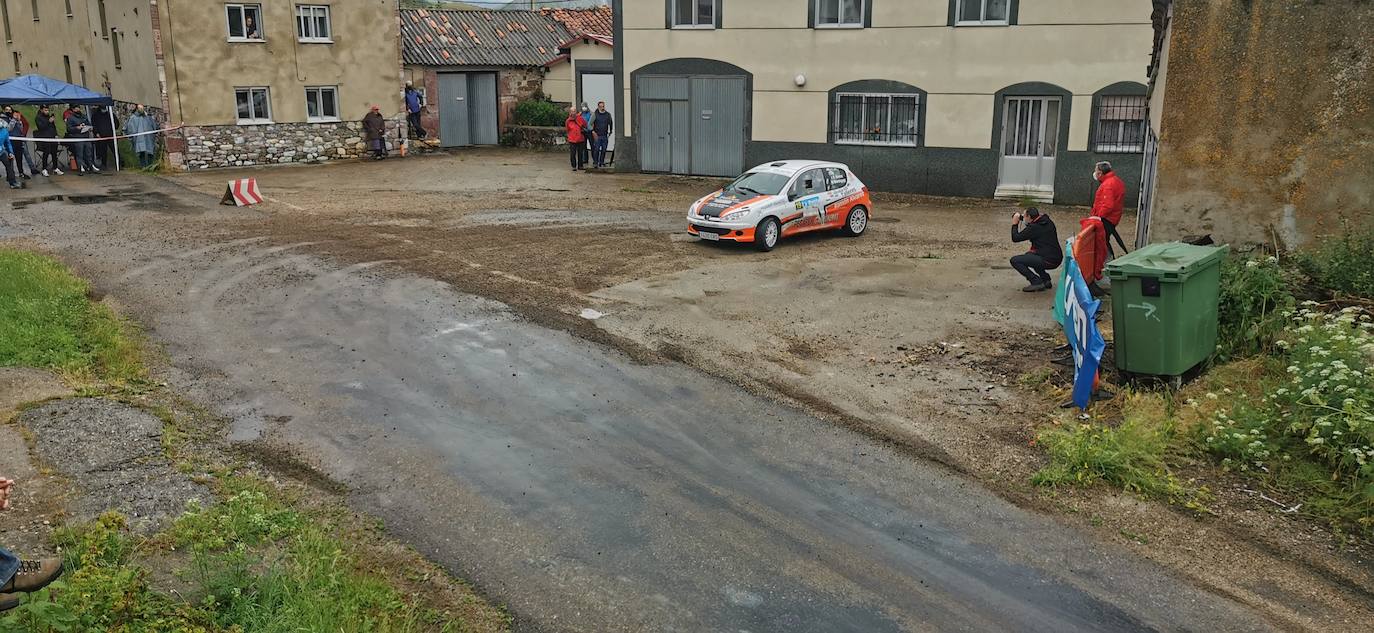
<box><xmin>1009</xmin><ymin>207</ymin><xmax>1063</xmax><ymax>292</ymax></box>
<box><xmin>64</xmin><ymin>106</ymin><xmax>98</xmax><ymax>174</ymax></box>
<box><xmin>92</xmin><ymin>105</ymin><xmax>118</xmax><ymax>169</ymax></box>
<box><xmin>0</xmin><ymin>118</ymin><xmax>18</xmax><ymax>189</ymax></box>
<box><xmin>123</xmin><ymin>104</ymin><xmax>158</xmax><ymax>169</ymax></box>
<box><xmin>363</xmin><ymin>105</ymin><xmax>387</xmax><ymax>160</ymax></box>
<box><xmin>578</xmin><ymin>102</ymin><xmax>595</xmax><ymax>167</ymax></box>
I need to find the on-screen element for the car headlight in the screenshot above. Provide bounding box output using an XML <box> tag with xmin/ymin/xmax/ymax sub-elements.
<box><xmin>720</xmin><ymin>208</ymin><xmax>752</xmax><ymax>222</ymax></box>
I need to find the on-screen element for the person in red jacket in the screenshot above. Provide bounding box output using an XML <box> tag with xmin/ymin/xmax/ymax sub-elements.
<box><xmin>565</xmin><ymin>107</ymin><xmax>587</xmax><ymax>171</ymax></box>
<box><xmin>1090</xmin><ymin>161</ymin><xmax>1129</xmax><ymax>256</ymax></box>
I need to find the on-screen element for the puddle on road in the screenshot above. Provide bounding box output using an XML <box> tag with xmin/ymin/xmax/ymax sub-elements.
<box><xmin>9</xmin><ymin>190</ymin><xmax>196</xmax><ymax>214</ymax></box>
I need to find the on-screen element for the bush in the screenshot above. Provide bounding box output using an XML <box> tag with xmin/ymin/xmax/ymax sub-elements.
<box><xmin>512</xmin><ymin>97</ymin><xmax>566</xmax><ymax>127</ymax></box>
<box><xmin>1201</xmin><ymin>305</ymin><xmax>1374</xmax><ymax>532</ymax></box>
<box><xmin>1215</xmin><ymin>254</ymin><xmax>1294</xmax><ymax>361</ymax></box>
<box><xmin>1295</xmin><ymin>226</ymin><xmax>1374</xmax><ymax>298</ymax></box>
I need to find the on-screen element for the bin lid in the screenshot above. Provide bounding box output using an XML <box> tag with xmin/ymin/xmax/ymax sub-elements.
<box><xmin>1105</xmin><ymin>242</ymin><xmax>1229</xmax><ymax>281</ymax></box>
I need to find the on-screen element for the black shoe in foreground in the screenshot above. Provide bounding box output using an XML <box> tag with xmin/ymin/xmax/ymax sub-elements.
<box><xmin>1022</xmin><ymin>283</ymin><xmax>1048</xmax><ymax>292</ymax></box>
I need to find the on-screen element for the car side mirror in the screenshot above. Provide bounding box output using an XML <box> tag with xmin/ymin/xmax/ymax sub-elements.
<box><xmin>787</xmin><ymin>192</ymin><xmax>799</xmax><ymax>202</ymax></box>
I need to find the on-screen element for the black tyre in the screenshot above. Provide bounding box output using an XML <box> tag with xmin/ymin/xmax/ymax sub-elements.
<box><xmin>843</xmin><ymin>206</ymin><xmax>869</xmax><ymax>237</ymax></box>
<box><xmin>755</xmin><ymin>217</ymin><xmax>781</xmax><ymax>252</ymax></box>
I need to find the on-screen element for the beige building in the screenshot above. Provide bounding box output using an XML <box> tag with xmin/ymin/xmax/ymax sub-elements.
<box><xmin>614</xmin><ymin>0</ymin><xmax>1154</xmax><ymax>203</ymax></box>
<box><xmin>157</xmin><ymin>0</ymin><xmax>402</xmax><ymax>168</ymax></box>
<box><xmin>2</xmin><ymin>1</ymin><xmax>402</xmax><ymax>169</ymax></box>
<box><xmin>1</xmin><ymin>0</ymin><xmax>161</xmax><ymax>106</ymax></box>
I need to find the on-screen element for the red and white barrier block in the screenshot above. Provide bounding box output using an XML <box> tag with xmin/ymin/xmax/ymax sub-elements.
<box><xmin>220</xmin><ymin>178</ymin><xmax>264</xmax><ymax>206</ymax></box>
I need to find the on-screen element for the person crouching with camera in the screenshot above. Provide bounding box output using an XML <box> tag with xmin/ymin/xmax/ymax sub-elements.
<box><xmin>1009</xmin><ymin>207</ymin><xmax>1063</xmax><ymax>292</ymax></box>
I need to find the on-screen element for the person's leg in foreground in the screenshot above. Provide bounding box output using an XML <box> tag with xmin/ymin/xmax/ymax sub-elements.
<box><xmin>1</xmin><ymin>477</ymin><xmax>64</xmax><ymax>611</ymax></box>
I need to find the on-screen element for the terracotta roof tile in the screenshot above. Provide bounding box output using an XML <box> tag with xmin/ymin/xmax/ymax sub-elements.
<box><xmin>401</xmin><ymin>8</ymin><xmax>579</xmax><ymax>68</ymax></box>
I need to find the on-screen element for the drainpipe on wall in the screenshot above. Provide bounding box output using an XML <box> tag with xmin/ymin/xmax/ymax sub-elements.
<box><xmin>149</xmin><ymin>0</ymin><xmax>187</xmax><ymax>169</ymax></box>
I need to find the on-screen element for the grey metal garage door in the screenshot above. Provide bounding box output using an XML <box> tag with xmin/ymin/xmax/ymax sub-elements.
<box><xmin>438</xmin><ymin>72</ymin><xmax>498</xmax><ymax>148</ymax></box>
<box><xmin>637</xmin><ymin>75</ymin><xmax>745</xmax><ymax>176</ymax></box>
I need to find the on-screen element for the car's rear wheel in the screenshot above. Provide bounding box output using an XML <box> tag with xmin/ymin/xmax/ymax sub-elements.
<box><xmin>755</xmin><ymin>217</ymin><xmax>781</xmax><ymax>252</ymax></box>
<box><xmin>843</xmin><ymin>206</ymin><xmax>869</xmax><ymax>237</ymax></box>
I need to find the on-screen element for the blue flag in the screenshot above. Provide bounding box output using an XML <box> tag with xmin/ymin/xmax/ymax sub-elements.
<box><xmin>1057</xmin><ymin>243</ymin><xmax>1106</xmax><ymax>409</ymax></box>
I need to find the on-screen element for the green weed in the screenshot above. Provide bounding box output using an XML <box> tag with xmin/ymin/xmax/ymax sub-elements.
<box><xmin>1033</xmin><ymin>395</ymin><xmax>1208</xmax><ymax>511</ymax></box>
<box><xmin>1215</xmin><ymin>254</ymin><xmax>1294</xmax><ymax>361</ymax></box>
<box><xmin>1294</xmin><ymin>224</ymin><xmax>1374</xmax><ymax>298</ymax></box>
<box><xmin>0</xmin><ymin>248</ymin><xmax>143</xmax><ymax>383</ymax></box>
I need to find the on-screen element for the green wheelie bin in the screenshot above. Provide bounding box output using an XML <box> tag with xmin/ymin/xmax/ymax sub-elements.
<box><xmin>1105</xmin><ymin>242</ymin><xmax>1229</xmax><ymax>378</ymax></box>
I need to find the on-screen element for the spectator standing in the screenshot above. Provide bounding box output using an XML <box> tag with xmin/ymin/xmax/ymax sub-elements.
<box><xmin>591</xmin><ymin>102</ymin><xmax>613</xmax><ymax>168</ymax></box>
<box><xmin>404</xmin><ymin>81</ymin><xmax>426</xmax><ymax>140</ymax></box>
<box><xmin>33</xmin><ymin>105</ymin><xmax>63</xmax><ymax>176</ymax></box>
<box><xmin>92</xmin><ymin>105</ymin><xmax>118</xmax><ymax>170</ymax></box>
<box><xmin>362</xmin><ymin>105</ymin><xmax>387</xmax><ymax>160</ymax></box>
<box><xmin>1</xmin><ymin>106</ymin><xmax>34</xmax><ymax>179</ymax></box>
<box><xmin>64</xmin><ymin>107</ymin><xmax>98</xmax><ymax>175</ymax></box>
<box><xmin>123</xmin><ymin>104</ymin><xmax>158</xmax><ymax>169</ymax></box>
<box><xmin>0</xmin><ymin>119</ymin><xmax>18</xmax><ymax>189</ymax></box>
<box><xmin>1089</xmin><ymin>161</ymin><xmax>1129</xmax><ymax>256</ymax></box>
<box><xmin>565</xmin><ymin>107</ymin><xmax>586</xmax><ymax>171</ymax></box>
<box><xmin>578</xmin><ymin>103</ymin><xmax>595</xmax><ymax>167</ymax></box>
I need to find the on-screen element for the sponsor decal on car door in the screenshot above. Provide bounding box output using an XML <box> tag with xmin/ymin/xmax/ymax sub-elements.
<box><xmin>788</xmin><ymin>169</ymin><xmax>828</xmax><ymax>231</ymax></box>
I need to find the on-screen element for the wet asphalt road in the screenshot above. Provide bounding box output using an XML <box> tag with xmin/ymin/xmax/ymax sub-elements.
<box><xmin>2</xmin><ymin>177</ymin><xmax>1273</xmax><ymax>632</ymax></box>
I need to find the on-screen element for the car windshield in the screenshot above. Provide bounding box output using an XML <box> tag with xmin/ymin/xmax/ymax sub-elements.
<box><xmin>725</xmin><ymin>172</ymin><xmax>790</xmax><ymax>197</ymax></box>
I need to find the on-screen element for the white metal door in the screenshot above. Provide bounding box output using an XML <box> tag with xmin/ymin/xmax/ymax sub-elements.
<box><xmin>997</xmin><ymin>97</ymin><xmax>1060</xmax><ymax>201</ymax></box>
<box><xmin>582</xmin><ymin>73</ymin><xmax>615</xmax><ymax>151</ymax></box>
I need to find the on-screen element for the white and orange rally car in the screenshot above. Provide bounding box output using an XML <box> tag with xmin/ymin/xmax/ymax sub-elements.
<box><xmin>687</xmin><ymin>160</ymin><xmax>872</xmax><ymax>251</ymax></box>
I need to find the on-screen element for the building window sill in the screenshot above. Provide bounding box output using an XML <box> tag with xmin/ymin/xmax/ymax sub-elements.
<box><xmin>298</xmin><ymin>38</ymin><xmax>333</xmax><ymax>44</ymax></box>
<box><xmin>227</xmin><ymin>37</ymin><xmax>266</xmax><ymax>44</ymax></box>
<box><xmin>814</xmin><ymin>23</ymin><xmax>864</xmax><ymax>29</ymax></box>
<box><xmin>670</xmin><ymin>25</ymin><xmax>716</xmax><ymax>30</ymax></box>
<box><xmin>306</xmin><ymin>117</ymin><xmax>340</xmax><ymax>124</ymax></box>
<box><xmin>236</xmin><ymin>119</ymin><xmax>274</xmax><ymax>126</ymax></box>
<box><xmin>954</xmin><ymin>21</ymin><xmax>1009</xmax><ymax>27</ymax></box>
<box><xmin>834</xmin><ymin>140</ymin><xmax>920</xmax><ymax>148</ymax></box>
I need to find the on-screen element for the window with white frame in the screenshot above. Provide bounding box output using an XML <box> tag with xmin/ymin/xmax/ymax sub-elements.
<box><xmin>816</xmin><ymin>0</ymin><xmax>863</xmax><ymax>28</ymax></box>
<box><xmin>1093</xmin><ymin>95</ymin><xmax>1147</xmax><ymax>153</ymax></box>
<box><xmin>235</xmin><ymin>87</ymin><xmax>271</xmax><ymax>123</ymax></box>
<box><xmin>832</xmin><ymin>93</ymin><xmax>921</xmax><ymax>146</ymax></box>
<box><xmin>296</xmin><ymin>5</ymin><xmax>331</xmax><ymax>42</ymax></box>
<box><xmin>670</xmin><ymin>0</ymin><xmax>715</xmax><ymax>29</ymax></box>
<box><xmin>955</xmin><ymin>0</ymin><xmax>1009</xmax><ymax>25</ymax></box>
<box><xmin>305</xmin><ymin>86</ymin><xmax>339</xmax><ymax>122</ymax></box>
<box><xmin>226</xmin><ymin>3</ymin><xmax>263</xmax><ymax>41</ymax></box>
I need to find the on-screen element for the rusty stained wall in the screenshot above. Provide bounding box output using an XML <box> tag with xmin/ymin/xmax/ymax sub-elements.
<box><xmin>1151</xmin><ymin>0</ymin><xmax>1374</xmax><ymax>247</ymax></box>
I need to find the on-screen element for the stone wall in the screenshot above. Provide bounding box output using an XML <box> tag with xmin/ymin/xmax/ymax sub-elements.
<box><xmin>1149</xmin><ymin>2</ymin><xmax>1374</xmax><ymax>247</ymax></box>
<box><xmin>179</xmin><ymin>119</ymin><xmax>402</xmax><ymax>169</ymax></box>
<box><xmin>502</xmin><ymin>125</ymin><xmax>566</xmax><ymax>150</ymax></box>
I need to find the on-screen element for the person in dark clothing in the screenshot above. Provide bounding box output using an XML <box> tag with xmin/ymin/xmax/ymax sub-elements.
<box><xmin>64</xmin><ymin>107</ymin><xmax>98</xmax><ymax>174</ymax></box>
<box><xmin>362</xmin><ymin>106</ymin><xmax>387</xmax><ymax>160</ymax></box>
<box><xmin>92</xmin><ymin>106</ymin><xmax>118</xmax><ymax>169</ymax></box>
<box><xmin>404</xmin><ymin>81</ymin><xmax>426</xmax><ymax>139</ymax></box>
<box><xmin>1009</xmin><ymin>207</ymin><xmax>1063</xmax><ymax>292</ymax></box>
<box><xmin>33</xmin><ymin>106</ymin><xmax>63</xmax><ymax>176</ymax></box>
<box><xmin>591</xmin><ymin>101</ymin><xmax>613</xmax><ymax>168</ymax></box>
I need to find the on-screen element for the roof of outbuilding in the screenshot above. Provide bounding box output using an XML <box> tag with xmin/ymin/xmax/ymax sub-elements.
<box><xmin>401</xmin><ymin>8</ymin><xmax>575</xmax><ymax>67</ymax></box>
<box><xmin>542</xmin><ymin>6</ymin><xmax>612</xmax><ymax>39</ymax></box>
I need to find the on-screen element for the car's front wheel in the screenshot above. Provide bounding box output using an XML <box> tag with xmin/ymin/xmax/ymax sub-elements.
<box><xmin>843</xmin><ymin>206</ymin><xmax>868</xmax><ymax>237</ymax></box>
<box><xmin>755</xmin><ymin>217</ymin><xmax>781</xmax><ymax>252</ymax></box>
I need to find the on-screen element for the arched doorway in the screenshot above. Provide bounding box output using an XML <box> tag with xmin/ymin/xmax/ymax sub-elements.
<box><xmin>631</xmin><ymin>58</ymin><xmax>752</xmax><ymax>177</ymax></box>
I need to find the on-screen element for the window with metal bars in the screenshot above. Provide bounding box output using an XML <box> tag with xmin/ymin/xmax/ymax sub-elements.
<box><xmin>831</xmin><ymin>93</ymin><xmax>921</xmax><ymax>146</ymax></box>
<box><xmin>1093</xmin><ymin>95</ymin><xmax>1147</xmax><ymax>153</ymax></box>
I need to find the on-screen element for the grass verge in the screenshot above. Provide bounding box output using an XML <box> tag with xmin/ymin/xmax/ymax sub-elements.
<box><xmin>0</xmin><ymin>248</ymin><xmax>143</xmax><ymax>383</ymax></box>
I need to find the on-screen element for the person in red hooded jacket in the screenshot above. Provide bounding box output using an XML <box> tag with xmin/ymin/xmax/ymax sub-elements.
<box><xmin>565</xmin><ymin>107</ymin><xmax>587</xmax><ymax>171</ymax></box>
<box><xmin>1090</xmin><ymin>161</ymin><xmax>1129</xmax><ymax>256</ymax></box>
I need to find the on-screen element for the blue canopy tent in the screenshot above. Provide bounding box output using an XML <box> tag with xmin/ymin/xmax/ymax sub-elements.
<box><xmin>0</xmin><ymin>74</ymin><xmax>121</xmax><ymax>170</ymax></box>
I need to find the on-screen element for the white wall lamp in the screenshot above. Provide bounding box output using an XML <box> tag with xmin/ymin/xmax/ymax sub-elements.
<box><xmin>794</xmin><ymin>74</ymin><xmax>807</xmax><ymax>88</ymax></box>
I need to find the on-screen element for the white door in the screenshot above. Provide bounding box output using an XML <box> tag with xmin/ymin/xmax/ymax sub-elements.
<box><xmin>582</xmin><ymin>73</ymin><xmax>615</xmax><ymax>151</ymax></box>
<box><xmin>996</xmin><ymin>97</ymin><xmax>1060</xmax><ymax>203</ymax></box>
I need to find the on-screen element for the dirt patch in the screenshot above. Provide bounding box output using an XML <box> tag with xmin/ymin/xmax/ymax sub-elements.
<box><xmin>21</xmin><ymin>398</ymin><xmax>209</xmax><ymax>533</ymax></box>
